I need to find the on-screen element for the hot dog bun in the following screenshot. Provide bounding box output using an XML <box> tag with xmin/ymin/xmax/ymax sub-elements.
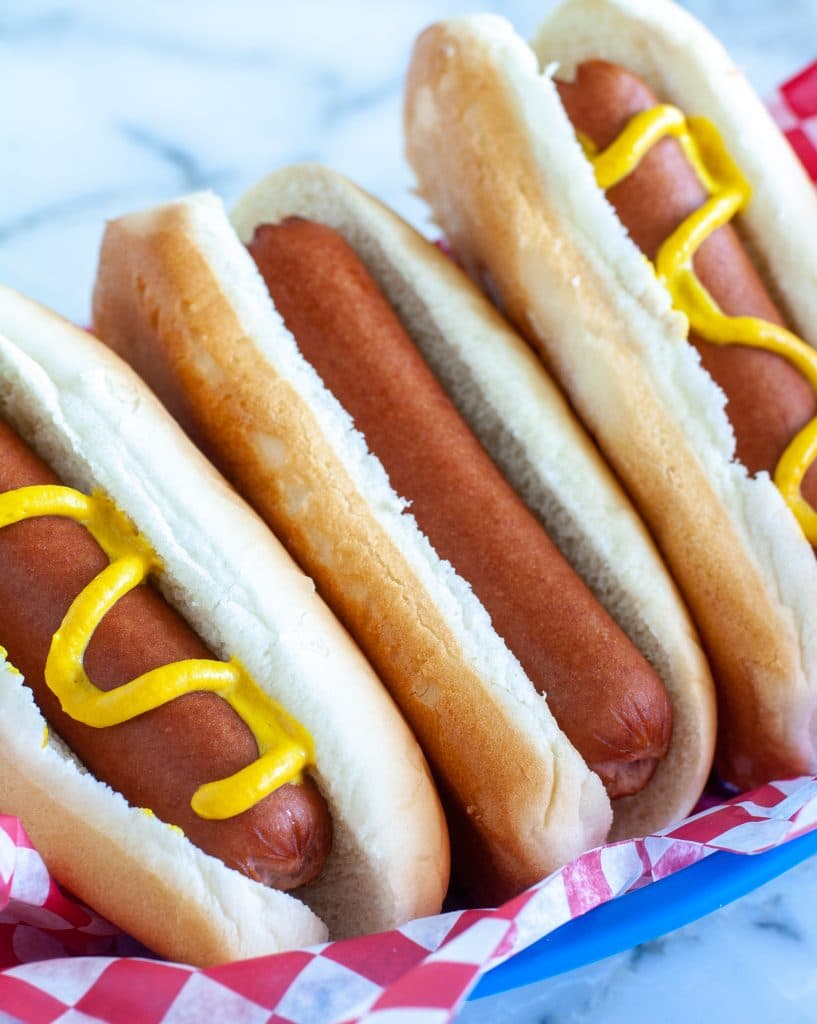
<box><xmin>92</xmin><ymin>165</ymin><xmax>715</xmax><ymax>899</ymax></box>
<box><xmin>0</xmin><ymin>285</ymin><xmax>449</xmax><ymax>964</ymax></box>
<box><xmin>404</xmin><ymin>0</ymin><xmax>817</xmax><ymax>788</ymax></box>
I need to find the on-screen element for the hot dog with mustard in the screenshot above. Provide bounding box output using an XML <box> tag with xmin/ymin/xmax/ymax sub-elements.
<box><xmin>404</xmin><ymin>0</ymin><xmax>817</xmax><ymax>788</ymax></box>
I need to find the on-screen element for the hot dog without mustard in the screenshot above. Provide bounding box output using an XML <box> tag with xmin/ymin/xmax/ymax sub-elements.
<box><xmin>92</xmin><ymin>166</ymin><xmax>716</xmax><ymax>900</ymax></box>
<box><xmin>246</xmin><ymin>216</ymin><xmax>671</xmax><ymax>800</ymax></box>
<box><xmin>0</xmin><ymin>415</ymin><xmax>331</xmax><ymax>890</ymax></box>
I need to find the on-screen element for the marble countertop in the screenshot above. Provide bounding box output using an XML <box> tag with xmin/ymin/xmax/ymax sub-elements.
<box><xmin>1</xmin><ymin>1</ymin><xmax>817</xmax><ymax>1021</ymax></box>
<box><xmin>465</xmin><ymin>853</ymin><xmax>817</xmax><ymax>1023</ymax></box>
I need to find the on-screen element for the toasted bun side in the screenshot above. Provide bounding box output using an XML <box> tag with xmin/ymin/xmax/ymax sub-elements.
<box><xmin>92</xmin><ymin>194</ymin><xmax>612</xmax><ymax>901</ymax></box>
<box><xmin>0</xmin><ymin>656</ymin><xmax>326</xmax><ymax>966</ymax></box>
<box><xmin>404</xmin><ymin>17</ymin><xmax>817</xmax><ymax>788</ymax></box>
<box><xmin>231</xmin><ymin>162</ymin><xmax>716</xmax><ymax>836</ymax></box>
<box><xmin>0</xmin><ymin>285</ymin><xmax>449</xmax><ymax>939</ymax></box>
<box><xmin>533</xmin><ymin>0</ymin><xmax>817</xmax><ymax>349</ymax></box>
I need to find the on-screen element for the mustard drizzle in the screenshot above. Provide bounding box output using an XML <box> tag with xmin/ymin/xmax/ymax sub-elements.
<box><xmin>0</xmin><ymin>485</ymin><xmax>314</xmax><ymax>819</ymax></box>
<box><xmin>583</xmin><ymin>104</ymin><xmax>817</xmax><ymax>543</ymax></box>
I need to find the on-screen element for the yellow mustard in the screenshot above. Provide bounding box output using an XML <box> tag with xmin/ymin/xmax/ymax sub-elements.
<box><xmin>583</xmin><ymin>104</ymin><xmax>817</xmax><ymax>543</ymax></box>
<box><xmin>0</xmin><ymin>485</ymin><xmax>315</xmax><ymax>819</ymax></box>
<box><xmin>140</xmin><ymin>806</ymin><xmax>184</xmax><ymax>836</ymax></box>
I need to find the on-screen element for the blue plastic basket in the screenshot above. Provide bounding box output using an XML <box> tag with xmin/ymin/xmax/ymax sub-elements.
<box><xmin>470</xmin><ymin>827</ymin><xmax>817</xmax><ymax>999</ymax></box>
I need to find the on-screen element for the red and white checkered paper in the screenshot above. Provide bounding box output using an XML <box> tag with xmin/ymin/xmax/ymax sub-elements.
<box><xmin>769</xmin><ymin>60</ymin><xmax>817</xmax><ymax>179</ymax></box>
<box><xmin>2</xmin><ymin>778</ymin><xmax>817</xmax><ymax>1024</ymax></box>
<box><xmin>2</xmin><ymin>58</ymin><xmax>817</xmax><ymax>1024</ymax></box>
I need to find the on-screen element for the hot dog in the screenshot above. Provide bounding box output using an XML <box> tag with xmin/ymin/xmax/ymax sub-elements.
<box><xmin>92</xmin><ymin>166</ymin><xmax>715</xmax><ymax>900</ymax></box>
<box><xmin>403</xmin><ymin>0</ymin><xmax>817</xmax><ymax>788</ymax></box>
<box><xmin>0</xmin><ymin>286</ymin><xmax>449</xmax><ymax>963</ymax></box>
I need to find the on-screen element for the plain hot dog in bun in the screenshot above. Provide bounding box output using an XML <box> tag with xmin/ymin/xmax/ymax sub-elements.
<box><xmin>92</xmin><ymin>164</ymin><xmax>715</xmax><ymax>901</ymax></box>
<box><xmin>404</xmin><ymin>0</ymin><xmax>817</xmax><ymax>789</ymax></box>
<box><xmin>0</xmin><ymin>285</ymin><xmax>448</xmax><ymax>965</ymax></box>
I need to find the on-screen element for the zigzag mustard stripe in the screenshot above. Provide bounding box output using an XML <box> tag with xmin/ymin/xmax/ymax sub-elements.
<box><xmin>0</xmin><ymin>484</ymin><xmax>313</xmax><ymax>818</ymax></box>
<box><xmin>584</xmin><ymin>106</ymin><xmax>817</xmax><ymax>543</ymax></box>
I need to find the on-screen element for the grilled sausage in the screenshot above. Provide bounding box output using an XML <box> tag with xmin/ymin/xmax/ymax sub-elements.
<box><xmin>247</xmin><ymin>216</ymin><xmax>673</xmax><ymax>798</ymax></box>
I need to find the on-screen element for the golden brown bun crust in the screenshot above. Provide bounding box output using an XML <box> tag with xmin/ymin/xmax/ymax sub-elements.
<box><xmin>0</xmin><ymin>675</ymin><xmax>324</xmax><ymax>966</ymax></box>
<box><xmin>404</xmin><ymin>15</ymin><xmax>817</xmax><ymax>788</ymax></box>
<box><xmin>94</xmin><ymin>193</ymin><xmax>613</xmax><ymax>902</ymax></box>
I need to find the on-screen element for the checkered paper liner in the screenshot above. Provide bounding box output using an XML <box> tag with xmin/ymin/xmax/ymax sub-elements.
<box><xmin>2</xmin><ymin>57</ymin><xmax>817</xmax><ymax>1024</ymax></box>
<box><xmin>2</xmin><ymin>778</ymin><xmax>817</xmax><ymax>1024</ymax></box>
<box><xmin>769</xmin><ymin>60</ymin><xmax>817</xmax><ymax>179</ymax></box>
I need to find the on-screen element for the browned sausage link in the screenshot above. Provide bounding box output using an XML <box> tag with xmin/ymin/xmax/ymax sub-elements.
<box><xmin>555</xmin><ymin>61</ymin><xmax>817</xmax><ymax>514</ymax></box>
<box><xmin>0</xmin><ymin>416</ymin><xmax>331</xmax><ymax>889</ymax></box>
<box><xmin>247</xmin><ymin>218</ymin><xmax>672</xmax><ymax>799</ymax></box>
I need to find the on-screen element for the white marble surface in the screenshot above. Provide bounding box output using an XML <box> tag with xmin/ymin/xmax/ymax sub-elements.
<box><xmin>465</xmin><ymin>853</ymin><xmax>817</xmax><ymax>1022</ymax></box>
<box><xmin>1</xmin><ymin>1</ymin><xmax>816</xmax><ymax>1021</ymax></box>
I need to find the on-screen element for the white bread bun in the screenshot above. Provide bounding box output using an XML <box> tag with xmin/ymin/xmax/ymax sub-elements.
<box><xmin>0</xmin><ymin>286</ymin><xmax>449</xmax><ymax>964</ymax></box>
<box><xmin>403</xmin><ymin>3</ymin><xmax>817</xmax><ymax>788</ymax></box>
<box><xmin>92</xmin><ymin>167</ymin><xmax>714</xmax><ymax>896</ymax></box>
